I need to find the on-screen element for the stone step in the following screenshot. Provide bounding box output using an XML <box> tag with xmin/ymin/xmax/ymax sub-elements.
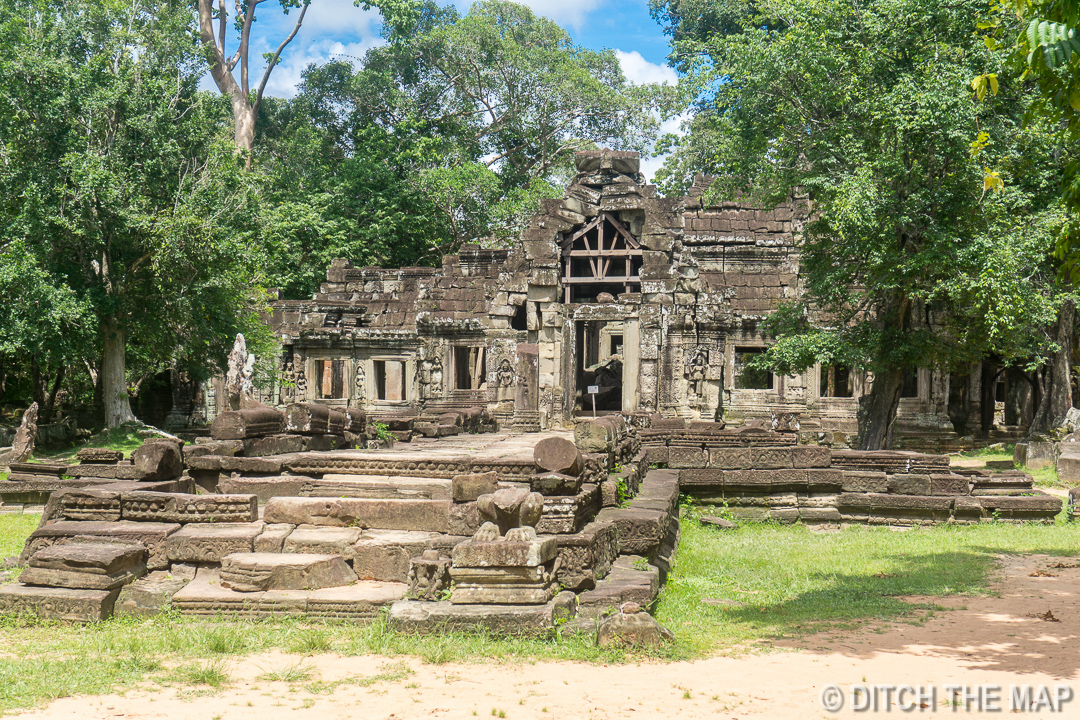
<box><xmin>21</xmin><ymin>520</ymin><xmax>181</xmax><ymax>570</ymax></box>
<box><xmin>388</xmin><ymin>591</ymin><xmax>577</xmax><ymax>635</ymax></box>
<box><xmin>0</xmin><ymin>584</ymin><xmax>119</xmax><ymax>621</ymax></box>
<box><xmin>351</xmin><ymin>530</ymin><xmax>465</xmax><ymax>583</ymax></box>
<box><xmin>577</xmin><ymin>555</ymin><xmax>660</xmax><ymax>618</ymax></box>
<box><xmin>220</xmin><ymin>553</ymin><xmax>357</xmax><ymax>592</ymax></box>
<box><xmin>302</xmin><ymin>475</ymin><xmax>452</xmax><ymax>500</ymax></box>
<box><xmin>263</xmin><ymin>497</ymin><xmax>450</xmax><ymax>532</ymax></box>
<box><xmin>20</xmin><ymin>541</ymin><xmax>147</xmax><ymax>591</ymax></box>
<box><xmin>172</xmin><ymin>567</ymin><xmax>405</xmax><ymax>620</ymax></box>
<box><xmin>116</xmin><ymin>570</ymin><xmax>192</xmax><ymax>618</ymax></box>
<box><xmin>165</xmin><ymin>522</ymin><xmax>266</xmax><ymax>563</ymax></box>
<box><xmin>283</xmin><ymin>525</ymin><xmax>360</xmax><ymax>559</ymax></box>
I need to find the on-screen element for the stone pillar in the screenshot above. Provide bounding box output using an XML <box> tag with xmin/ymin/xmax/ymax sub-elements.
<box><xmin>513</xmin><ymin>343</ymin><xmax>541</xmax><ymax>432</ymax></box>
<box><xmin>622</xmin><ymin>320</ymin><xmax>641</xmax><ymax>413</ymax></box>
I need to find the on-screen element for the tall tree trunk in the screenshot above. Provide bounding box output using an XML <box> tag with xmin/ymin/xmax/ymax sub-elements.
<box><xmin>1030</xmin><ymin>299</ymin><xmax>1076</xmax><ymax>434</ymax></box>
<box><xmin>858</xmin><ymin>366</ymin><xmax>904</xmax><ymax>450</ymax></box>
<box><xmin>44</xmin><ymin>366</ymin><xmax>65</xmax><ymax>422</ymax></box>
<box><xmin>101</xmin><ymin>317</ymin><xmax>136</xmax><ymax>428</ymax></box>
<box><xmin>857</xmin><ymin>294</ymin><xmax>913</xmax><ymax>450</ymax></box>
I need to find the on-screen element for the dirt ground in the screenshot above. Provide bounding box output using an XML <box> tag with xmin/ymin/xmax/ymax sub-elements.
<box><xmin>11</xmin><ymin>553</ymin><xmax>1079</xmax><ymax>720</ymax></box>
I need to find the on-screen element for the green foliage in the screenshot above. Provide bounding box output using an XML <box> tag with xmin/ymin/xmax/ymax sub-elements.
<box><xmin>0</xmin><ymin>0</ymin><xmax>275</xmax><ymax>420</ymax></box>
<box><xmin>656</xmin><ymin>0</ymin><xmax>1071</xmax><ymax>394</ymax></box>
<box><xmin>254</xmin><ymin>0</ymin><xmax>671</xmax><ymax>298</ymax></box>
<box><xmin>372</xmin><ymin>421</ymin><xmax>392</xmax><ymax>442</ymax></box>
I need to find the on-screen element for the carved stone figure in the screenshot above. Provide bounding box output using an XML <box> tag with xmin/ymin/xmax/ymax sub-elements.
<box><xmin>686</xmin><ymin>348</ymin><xmax>708</xmax><ymax>398</ymax></box>
<box><xmin>475</xmin><ymin>487</ymin><xmax>544</xmax><ymax>539</ymax></box>
<box><xmin>281</xmin><ymin>362</ymin><xmax>295</xmax><ymax>403</ymax></box>
<box><xmin>497</xmin><ymin>358</ymin><xmax>514</xmax><ymax>388</ymax></box>
<box><xmin>406</xmin><ymin>549</ymin><xmax>451</xmax><ymax>601</ymax></box>
<box><xmin>11</xmin><ymin>402</ymin><xmax>39</xmax><ymax>463</ymax></box>
<box><xmin>353</xmin><ymin>363</ymin><xmax>367</xmax><ymax>406</ymax></box>
<box><xmin>224</xmin><ymin>333</ymin><xmax>248</xmax><ymax>410</ymax></box>
<box><xmin>430</xmin><ymin>356</ymin><xmax>444</xmax><ymax>399</ymax></box>
<box><xmin>294</xmin><ymin>369</ymin><xmax>307</xmax><ymax>400</ymax></box>
<box><xmin>417</xmin><ymin>359</ymin><xmax>433</xmax><ymax>401</ymax></box>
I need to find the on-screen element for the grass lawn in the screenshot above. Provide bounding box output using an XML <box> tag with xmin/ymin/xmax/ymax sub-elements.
<box><xmin>0</xmin><ymin>510</ymin><xmax>1079</xmax><ymax>712</ymax></box>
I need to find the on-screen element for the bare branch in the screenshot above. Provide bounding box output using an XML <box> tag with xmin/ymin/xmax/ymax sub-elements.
<box><xmin>254</xmin><ymin>1</ymin><xmax>309</xmax><ymax>115</ymax></box>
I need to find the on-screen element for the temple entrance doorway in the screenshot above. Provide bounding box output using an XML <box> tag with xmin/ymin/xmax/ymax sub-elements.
<box><xmin>574</xmin><ymin>319</ymin><xmax>624</xmax><ymax>414</ymax></box>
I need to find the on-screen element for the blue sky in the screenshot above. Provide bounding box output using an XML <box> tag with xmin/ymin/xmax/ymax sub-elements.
<box><xmin>228</xmin><ymin>0</ymin><xmax>679</xmax><ymax>178</ymax></box>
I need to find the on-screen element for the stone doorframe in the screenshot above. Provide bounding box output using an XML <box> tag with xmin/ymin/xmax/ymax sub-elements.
<box><xmin>561</xmin><ymin>305</ymin><xmax>641</xmax><ymax>422</ymax></box>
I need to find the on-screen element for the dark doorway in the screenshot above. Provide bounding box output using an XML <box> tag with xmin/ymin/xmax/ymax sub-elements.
<box><xmin>575</xmin><ymin>320</ymin><xmax>623</xmax><ymax>413</ymax></box>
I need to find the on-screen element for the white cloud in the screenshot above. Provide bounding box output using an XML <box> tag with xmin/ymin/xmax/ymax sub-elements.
<box><xmin>640</xmin><ymin>111</ymin><xmax>689</xmax><ymax>184</ymax></box>
<box><xmin>454</xmin><ymin>0</ymin><xmax>605</xmax><ymax>31</ymax></box>
<box><xmin>614</xmin><ymin>49</ymin><xmax>677</xmax><ymax>86</ymax></box>
<box><xmin>260</xmin><ymin>38</ymin><xmax>384</xmax><ymax>98</ymax></box>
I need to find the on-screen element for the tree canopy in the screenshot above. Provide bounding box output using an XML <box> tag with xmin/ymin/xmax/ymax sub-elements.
<box><xmin>0</xmin><ymin>0</ymin><xmax>272</xmax><ymax>425</ymax></box>
<box><xmin>652</xmin><ymin>0</ymin><xmax>1073</xmax><ymax>447</ymax></box>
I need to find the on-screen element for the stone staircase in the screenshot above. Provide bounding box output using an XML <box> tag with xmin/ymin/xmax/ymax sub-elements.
<box><xmin>0</xmin><ymin>415</ymin><xmax>678</xmax><ymax>633</ymax></box>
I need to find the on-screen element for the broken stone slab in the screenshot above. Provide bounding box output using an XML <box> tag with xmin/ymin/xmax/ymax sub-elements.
<box><xmin>451</xmin><ymin>472</ymin><xmax>499</xmax><ymax>503</ymax></box>
<box><xmin>115</xmin><ymin>570</ymin><xmax>191</xmax><ymax>618</ymax></box>
<box><xmin>533</xmin><ymin>436</ymin><xmax>583</xmax><ymax>476</ymax></box>
<box><xmin>28</xmin><ymin>540</ymin><xmax>145</xmax><ymax>576</ymax></box>
<box><xmin>217</xmin><ymin>476</ymin><xmax>308</xmax><ymax>504</ymax></box>
<box><xmin>452</xmin><ymin>536</ymin><xmax>557</xmax><ymax>568</ymax></box>
<box><xmin>282</xmin><ymin>525</ymin><xmax>361</xmax><ymax>560</ymax></box>
<box><xmin>530</xmin><ymin>471</ymin><xmax>582</xmax><ymax>496</ymax></box>
<box><xmin>130</xmin><ymin>441</ymin><xmax>183</xmax><ymax>481</ymax></box>
<box><xmin>120</xmin><ymin>492</ymin><xmax>258</xmax><ymax>524</ymax></box>
<box><xmin>577</xmin><ymin>555</ymin><xmax>660</xmax><ymax>618</ymax></box>
<box><xmin>19</xmin><ymin>561</ymin><xmax>146</xmax><ymax>591</ymax></box>
<box><xmin>1014</xmin><ymin>441</ymin><xmax>1056</xmax><ymax>470</ymax></box>
<box><xmin>263</xmin><ymin>497</ymin><xmax>450</xmax><ymax>533</ymax></box>
<box><xmin>0</xmin><ymin>584</ymin><xmax>119</xmax><ymax>622</ymax></box>
<box><xmin>351</xmin><ymin>530</ymin><xmax>452</xmax><ymax>582</ymax></box>
<box><xmin>254</xmin><ymin>524</ymin><xmax>294</xmax><ymax>553</ymax></box>
<box><xmin>75</xmin><ymin>448</ymin><xmax>123</xmax><ymax>464</ymax></box>
<box><xmin>304</xmin><ymin>475</ymin><xmax>452</xmax><ymax>500</ymax></box>
<box><xmin>210</xmin><ymin>407</ymin><xmax>286</xmax><ymax>441</ymax></box>
<box><xmin>595</xmin><ymin>507</ymin><xmax>668</xmax><ymax>556</ymax></box>
<box><xmin>8</xmin><ymin>461</ymin><xmax>67</xmax><ymax>477</ymax></box>
<box><xmin>553</xmin><ymin>521</ymin><xmax>618</xmax><ymax>591</ymax></box>
<box><xmin>537</xmin><ymin>484</ymin><xmax>600</xmax><ymax>535</ymax></box>
<box><xmin>220</xmin><ymin>553</ymin><xmax>357</xmax><ymax>592</ymax></box>
<box><xmin>242</xmin><ymin>434</ymin><xmax>305</xmax><ymax>457</ymax></box>
<box><xmin>597</xmin><ymin>604</ymin><xmax>674</xmax><ymax>649</ymax></box>
<box><xmin>286</xmin><ymin>403</ymin><xmax>336</xmax><ymax>435</ymax></box>
<box><xmin>388</xmin><ymin>591</ymin><xmax>577</xmax><ymax>635</ymax></box>
<box><xmin>60</xmin><ymin>488</ymin><xmax>122</xmax><ymax>522</ymax></box>
<box><xmin>165</xmin><ymin>522</ymin><xmax>266</xmax><ymax>563</ymax></box>
<box><xmin>22</xmin><ymin>521</ymin><xmax>181</xmax><ymax>570</ymax></box>
<box><xmin>172</xmin><ymin>567</ymin><xmax>405</xmax><ymax>620</ymax></box>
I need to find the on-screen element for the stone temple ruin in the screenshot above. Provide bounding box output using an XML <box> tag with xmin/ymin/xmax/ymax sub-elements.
<box><xmin>0</xmin><ymin>149</ymin><xmax>1067</xmax><ymax>633</ymax></box>
<box><xmin>172</xmin><ymin>149</ymin><xmax>1025</xmax><ymax>447</ymax></box>
<box><xmin>0</xmin><ymin>405</ymin><xmax>1061</xmax><ymax>628</ymax></box>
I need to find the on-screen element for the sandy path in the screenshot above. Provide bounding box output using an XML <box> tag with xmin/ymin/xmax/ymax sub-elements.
<box><xmin>14</xmin><ymin>554</ymin><xmax>1080</xmax><ymax>720</ymax></box>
